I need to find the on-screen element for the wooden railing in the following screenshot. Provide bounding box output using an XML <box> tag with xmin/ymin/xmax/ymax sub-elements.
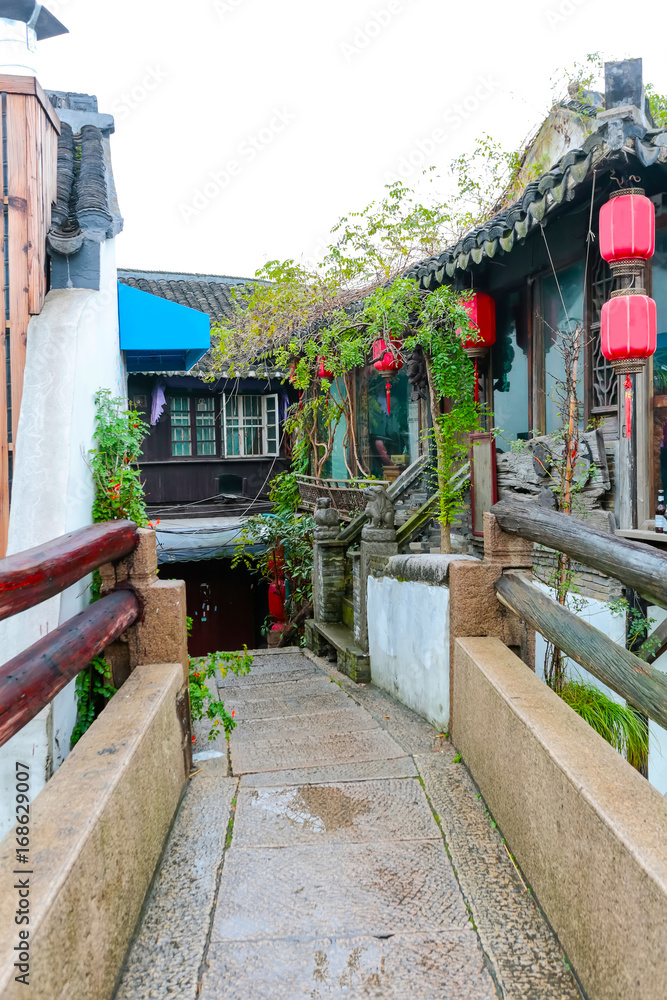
<box><xmin>491</xmin><ymin>500</ymin><xmax>667</xmax><ymax>731</ymax></box>
<box><xmin>0</xmin><ymin>521</ymin><xmax>140</xmax><ymax>747</ymax></box>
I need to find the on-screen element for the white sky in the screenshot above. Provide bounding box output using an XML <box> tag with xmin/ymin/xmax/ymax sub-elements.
<box><xmin>35</xmin><ymin>0</ymin><xmax>667</xmax><ymax>279</ymax></box>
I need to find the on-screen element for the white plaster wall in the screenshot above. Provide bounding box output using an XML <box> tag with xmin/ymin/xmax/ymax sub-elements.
<box><xmin>368</xmin><ymin>576</ymin><xmax>449</xmax><ymax>730</ymax></box>
<box><xmin>0</xmin><ymin>239</ymin><xmax>124</xmax><ymax>838</ymax></box>
<box><xmin>534</xmin><ymin>584</ymin><xmax>667</xmax><ymax>798</ymax></box>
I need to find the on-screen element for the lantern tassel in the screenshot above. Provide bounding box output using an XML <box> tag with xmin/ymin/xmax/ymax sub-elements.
<box><xmin>474</xmin><ymin>358</ymin><xmax>479</xmax><ymax>403</ymax></box>
<box><xmin>386</xmin><ymin>379</ymin><xmax>391</xmax><ymax>416</ymax></box>
<box><xmin>624</xmin><ymin>373</ymin><xmax>632</xmax><ymax>440</ymax></box>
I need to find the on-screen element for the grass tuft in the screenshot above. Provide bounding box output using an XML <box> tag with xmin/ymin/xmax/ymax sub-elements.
<box><xmin>560</xmin><ymin>679</ymin><xmax>649</xmax><ymax>770</ymax></box>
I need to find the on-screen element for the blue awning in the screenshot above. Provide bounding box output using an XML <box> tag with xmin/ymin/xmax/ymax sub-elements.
<box><xmin>118</xmin><ymin>282</ymin><xmax>210</xmax><ymax>373</ymax></box>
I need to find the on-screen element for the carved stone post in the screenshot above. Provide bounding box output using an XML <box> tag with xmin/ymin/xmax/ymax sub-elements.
<box><xmin>354</xmin><ymin>487</ymin><xmax>398</xmax><ymax>654</ymax></box>
<box><xmin>312</xmin><ymin>499</ymin><xmax>345</xmax><ymax>624</ymax></box>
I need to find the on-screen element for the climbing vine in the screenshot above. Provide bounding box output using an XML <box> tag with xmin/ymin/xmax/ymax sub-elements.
<box><xmin>72</xmin><ymin>391</ymin><xmax>151</xmax><ymax>747</ymax></box>
<box><xmin>89</xmin><ymin>389</ymin><xmax>150</xmax><ymax>526</ymax></box>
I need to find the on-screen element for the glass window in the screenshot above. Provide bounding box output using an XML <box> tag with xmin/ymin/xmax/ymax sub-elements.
<box><xmin>491</xmin><ymin>290</ymin><xmax>529</xmax><ymax>450</ymax></box>
<box><xmin>196</xmin><ymin>397</ymin><xmax>216</xmax><ymax>455</ymax></box>
<box><xmin>365</xmin><ymin>368</ymin><xmax>416</xmax><ymax>482</ymax></box>
<box><xmin>170</xmin><ymin>396</ymin><xmax>191</xmax><ymax>456</ymax></box>
<box><xmin>539</xmin><ymin>260</ymin><xmax>585</xmax><ymax>433</ymax></box>
<box><xmin>224</xmin><ymin>395</ymin><xmax>279</xmax><ymax>457</ymax></box>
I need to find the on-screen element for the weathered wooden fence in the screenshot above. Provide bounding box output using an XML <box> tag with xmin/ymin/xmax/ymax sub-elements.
<box><xmin>491</xmin><ymin>499</ymin><xmax>667</xmax><ymax>730</ymax></box>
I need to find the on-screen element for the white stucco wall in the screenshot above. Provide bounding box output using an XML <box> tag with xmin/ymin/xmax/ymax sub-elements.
<box><xmin>534</xmin><ymin>585</ymin><xmax>667</xmax><ymax>798</ymax></box>
<box><xmin>0</xmin><ymin>239</ymin><xmax>124</xmax><ymax>838</ymax></box>
<box><xmin>368</xmin><ymin>576</ymin><xmax>449</xmax><ymax>731</ymax></box>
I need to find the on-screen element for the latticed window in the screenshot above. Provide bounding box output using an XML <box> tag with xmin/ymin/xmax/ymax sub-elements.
<box><xmin>195</xmin><ymin>397</ymin><xmax>216</xmax><ymax>455</ymax></box>
<box><xmin>223</xmin><ymin>394</ymin><xmax>278</xmax><ymax>457</ymax></box>
<box><xmin>170</xmin><ymin>397</ymin><xmax>192</xmax><ymax>456</ymax></box>
<box><xmin>590</xmin><ymin>254</ymin><xmax>618</xmax><ymax>413</ymax></box>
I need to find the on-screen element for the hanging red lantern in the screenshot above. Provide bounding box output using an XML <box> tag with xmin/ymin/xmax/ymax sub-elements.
<box><xmin>600</xmin><ymin>290</ymin><xmax>657</xmax><ymax>369</ymax></box>
<box><xmin>317</xmin><ymin>357</ymin><xmax>334</xmax><ymax>379</ymax></box>
<box><xmin>601</xmin><ymin>289</ymin><xmax>657</xmax><ymax>439</ymax></box>
<box><xmin>373</xmin><ymin>338</ymin><xmax>403</xmax><ymax>415</ymax></box>
<box><xmin>460</xmin><ymin>292</ymin><xmax>496</xmax><ymax>355</ymax></box>
<box><xmin>458</xmin><ymin>292</ymin><xmax>496</xmax><ymax>402</ymax></box>
<box><xmin>600</xmin><ymin>189</ymin><xmax>655</xmax><ymax>268</ymax></box>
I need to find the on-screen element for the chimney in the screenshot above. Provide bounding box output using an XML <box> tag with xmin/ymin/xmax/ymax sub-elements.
<box><xmin>0</xmin><ymin>1</ymin><xmax>67</xmax><ymax>76</ymax></box>
<box><xmin>603</xmin><ymin>57</ymin><xmax>652</xmax><ymax>127</ymax></box>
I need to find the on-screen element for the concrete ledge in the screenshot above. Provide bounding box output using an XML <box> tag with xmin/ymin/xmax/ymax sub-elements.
<box><xmin>0</xmin><ymin>663</ymin><xmax>189</xmax><ymax>1000</ymax></box>
<box><xmin>383</xmin><ymin>552</ymin><xmax>477</xmax><ymax>586</ymax></box>
<box><xmin>452</xmin><ymin>637</ymin><xmax>667</xmax><ymax>1000</ymax></box>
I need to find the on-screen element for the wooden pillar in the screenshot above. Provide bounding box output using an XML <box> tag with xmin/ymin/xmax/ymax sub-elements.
<box><xmin>0</xmin><ymin>76</ymin><xmax>59</xmax><ymax>556</ymax></box>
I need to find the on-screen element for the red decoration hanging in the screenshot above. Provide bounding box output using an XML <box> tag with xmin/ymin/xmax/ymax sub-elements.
<box><xmin>317</xmin><ymin>357</ymin><xmax>334</xmax><ymax>379</ymax></box>
<box><xmin>460</xmin><ymin>292</ymin><xmax>496</xmax><ymax>356</ymax></box>
<box><xmin>600</xmin><ymin>291</ymin><xmax>657</xmax><ymax>368</ymax></box>
<box><xmin>624</xmin><ymin>373</ymin><xmax>633</xmax><ymax>441</ymax></box>
<box><xmin>373</xmin><ymin>338</ymin><xmax>403</xmax><ymax>416</ymax></box>
<box><xmin>600</xmin><ymin>190</ymin><xmax>655</xmax><ymax>264</ymax></box>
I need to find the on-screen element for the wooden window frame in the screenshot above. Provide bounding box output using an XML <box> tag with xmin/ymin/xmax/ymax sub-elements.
<box><xmin>222</xmin><ymin>393</ymin><xmax>279</xmax><ymax>458</ymax></box>
<box><xmin>168</xmin><ymin>394</ymin><xmax>222</xmax><ymax>460</ymax></box>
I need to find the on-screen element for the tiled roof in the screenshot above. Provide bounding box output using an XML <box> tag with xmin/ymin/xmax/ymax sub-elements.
<box><xmin>117</xmin><ymin>270</ymin><xmax>261</xmax><ymax>325</ymax></box>
<box><xmin>406</xmin><ymin>112</ymin><xmax>667</xmax><ymax>289</ymax></box>
<box><xmin>47</xmin><ymin>121</ymin><xmax>122</xmax><ymax>255</ymax></box>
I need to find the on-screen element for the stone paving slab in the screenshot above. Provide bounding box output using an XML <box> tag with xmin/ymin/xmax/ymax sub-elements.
<box><xmin>115</xmin><ymin>759</ymin><xmax>236</xmax><ymax>1000</ymax></box>
<box><xmin>224</xmin><ymin>689</ymin><xmax>352</xmax><ymax>721</ymax></box>
<box><xmin>211</xmin><ymin>841</ymin><xmax>470</xmax><ymax>941</ymax></box>
<box><xmin>415</xmin><ymin>754</ymin><xmax>581</xmax><ymax>1000</ymax></box>
<box><xmin>322</xmin><ymin>658</ymin><xmax>452</xmax><ymax>757</ymax></box>
<box><xmin>230</xmin><ymin>728</ymin><xmax>409</xmax><ymax>775</ymax></box>
<box><xmin>233</xmin><ymin>778</ymin><xmax>438</xmax><ymax>847</ymax></box>
<box><xmin>222</xmin><ymin>675</ymin><xmax>336</xmax><ymax>703</ymax></box>
<box><xmin>199</xmin><ymin>931</ymin><xmax>498</xmax><ymax>1000</ymax></box>
<box><xmin>218</xmin><ymin>664</ymin><xmax>319</xmax><ymax>688</ymax></box>
<box><xmin>239</xmin><ymin>757</ymin><xmax>418</xmax><ymax>787</ymax></box>
<box><xmin>231</xmin><ymin>705</ymin><xmax>379</xmax><ymax>742</ymax></box>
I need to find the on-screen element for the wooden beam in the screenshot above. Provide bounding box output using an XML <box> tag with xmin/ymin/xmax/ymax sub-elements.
<box><xmin>0</xmin><ymin>74</ymin><xmax>61</xmax><ymax>133</ymax></box>
<box><xmin>495</xmin><ymin>570</ymin><xmax>667</xmax><ymax>730</ymax></box>
<box><xmin>0</xmin><ymin>520</ymin><xmax>139</xmax><ymax>621</ymax></box>
<box><xmin>638</xmin><ymin>616</ymin><xmax>667</xmax><ymax>665</ymax></box>
<box><xmin>0</xmin><ymin>589</ymin><xmax>141</xmax><ymax>748</ymax></box>
<box><xmin>491</xmin><ymin>498</ymin><xmax>667</xmax><ymax>610</ymax></box>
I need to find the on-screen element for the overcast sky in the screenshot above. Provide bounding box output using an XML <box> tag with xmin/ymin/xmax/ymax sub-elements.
<box><xmin>35</xmin><ymin>0</ymin><xmax>667</xmax><ymax>279</ymax></box>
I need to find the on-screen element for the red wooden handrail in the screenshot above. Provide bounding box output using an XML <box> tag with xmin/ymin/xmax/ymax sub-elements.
<box><xmin>0</xmin><ymin>589</ymin><xmax>140</xmax><ymax>748</ymax></box>
<box><xmin>0</xmin><ymin>520</ymin><xmax>138</xmax><ymax>623</ymax></box>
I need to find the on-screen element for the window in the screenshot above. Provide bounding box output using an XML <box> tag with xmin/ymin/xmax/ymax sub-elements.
<box><xmin>536</xmin><ymin>261</ymin><xmax>584</xmax><ymax>434</ymax></box>
<box><xmin>223</xmin><ymin>394</ymin><xmax>279</xmax><ymax>457</ymax></box>
<box><xmin>491</xmin><ymin>290</ymin><xmax>529</xmax><ymax>450</ymax></box>
<box><xmin>170</xmin><ymin>396</ymin><xmax>192</xmax><ymax>456</ymax></box>
<box><xmin>196</xmin><ymin>397</ymin><xmax>216</xmax><ymax>455</ymax></box>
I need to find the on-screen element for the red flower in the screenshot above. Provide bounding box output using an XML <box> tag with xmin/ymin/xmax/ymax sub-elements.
<box><xmin>191</xmin><ymin>735</ymin><xmax>196</xmax><ymax>743</ymax></box>
<box><xmin>231</xmin><ymin>710</ymin><xmax>236</xmax><ymax>718</ymax></box>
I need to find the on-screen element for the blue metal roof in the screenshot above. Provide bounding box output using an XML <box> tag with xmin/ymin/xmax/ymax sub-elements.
<box><xmin>118</xmin><ymin>281</ymin><xmax>210</xmax><ymax>373</ymax></box>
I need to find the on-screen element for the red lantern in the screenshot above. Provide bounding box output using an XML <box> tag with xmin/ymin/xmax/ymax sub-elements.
<box><xmin>600</xmin><ymin>189</ymin><xmax>655</xmax><ymax>265</ymax></box>
<box><xmin>373</xmin><ymin>338</ymin><xmax>403</xmax><ymax>415</ymax></box>
<box><xmin>601</xmin><ymin>290</ymin><xmax>657</xmax><ymax>440</ymax></box>
<box><xmin>317</xmin><ymin>357</ymin><xmax>334</xmax><ymax>379</ymax></box>
<box><xmin>600</xmin><ymin>291</ymin><xmax>657</xmax><ymax>368</ymax></box>
<box><xmin>460</xmin><ymin>292</ymin><xmax>496</xmax><ymax>354</ymax></box>
<box><xmin>459</xmin><ymin>292</ymin><xmax>496</xmax><ymax>402</ymax></box>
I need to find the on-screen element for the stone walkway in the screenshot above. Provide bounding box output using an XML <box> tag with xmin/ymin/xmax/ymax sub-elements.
<box><xmin>115</xmin><ymin>649</ymin><xmax>582</xmax><ymax>1000</ymax></box>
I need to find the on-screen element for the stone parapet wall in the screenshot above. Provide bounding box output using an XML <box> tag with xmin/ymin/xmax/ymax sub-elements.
<box><xmin>452</xmin><ymin>636</ymin><xmax>667</xmax><ymax>1000</ymax></box>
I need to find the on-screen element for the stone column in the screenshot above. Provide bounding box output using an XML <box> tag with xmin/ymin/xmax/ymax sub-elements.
<box><xmin>354</xmin><ymin>487</ymin><xmax>398</xmax><ymax>653</ymax></box>
<box><xmin>311</xmin><ymin>498</ymin><xmax>345</xmax><ymax>624</ymax></box>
